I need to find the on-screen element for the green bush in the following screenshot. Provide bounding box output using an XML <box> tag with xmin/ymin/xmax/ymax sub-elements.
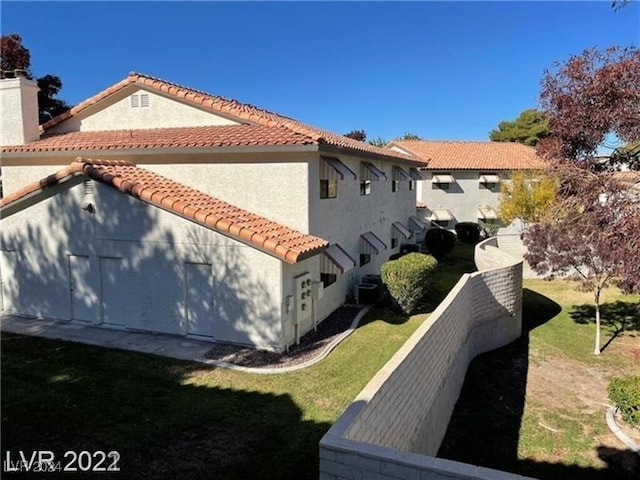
<box><xmin>380</xmin><ymin>253</ymin><xmax>438</xmax><ymax>314</ymax></box>
<box><xmin>424</xmin><ymin>228</ymin><xmax>456</xmax><ymax>259</ymax></box>
<box><xmin>455</xmin><ymin>222</ymin><xmax>482</xmax><ymax>244</ymax></box>
<box><xmin>608</xmin><ymin>375</ymin><xmax>640</xmax><ymax>427</ymax></box>
<box><xmin>479</xmin><ymin>221</ymin><xmax>500</xmax><ymax>238</ymax></box>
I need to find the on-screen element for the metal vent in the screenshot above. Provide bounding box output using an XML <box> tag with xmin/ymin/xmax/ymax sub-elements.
<box><xmin>130</xmin><ymin>95</ymin><xmax>139</xmax><ymax>108</ymax></box>
<box><xmin>140</xmin><ymin>94</ymin><xmax>149</xmax><ymax>107</ymax></box>
<box><xmin>83</xmin><ymin>180</ymin><xmax>94</xmax><ymax>196</ymax></box>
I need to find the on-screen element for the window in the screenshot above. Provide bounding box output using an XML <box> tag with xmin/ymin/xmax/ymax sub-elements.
<box><xmin>320</xmin><ymin>179</ymin><xmax>338</xmax><ymax>199</ymax></box>
<box><xmin>391</xmin><ymin>221</ymin><xmax>411</xmax><ymax>250</ymax></box>
<box><xmin>430</xmin><ymin>209</ymin><xmax>454</xmax><ymax>228</ymax></box>
<box><xmin>432</xmin><ymin>173</ymin><xmax>455</xmax><ymax>190</ymax></box>
<box><xmin>320</xmin><ymin>157</ymin><xmax>356</xmax><ymax>200</ymax></box>
<box><xmin>392</xmin><ymin>166</ymin><xmax>411</xmax><ymax>193</ymax></box>
<box><xmin>360</xmin><ymin>232</ymin><xmax>387</xmax><ymax>261</ymax></box>
<box><xmin>479</xmin><ymin>173</ymin><xmax>501</xmax><ymax>191</ymax></box>
<box><xmin>321</xmin><ymin>244</ymin><xmax>355</xmax><ymax>288</ymax></box>
<box><xmin>360</xmin><ymin>180</ymin><xmax>371</xmax><ymax>196</ymax></box>
<box><xmin>360</xmin><ymin>253</ymin><xmax>371</xmax><ymax>266</ymax></box>
<box><xmin>321</xmin><ymin>273</ymin><xmax>337</xmax><ymax>288</ymax></box>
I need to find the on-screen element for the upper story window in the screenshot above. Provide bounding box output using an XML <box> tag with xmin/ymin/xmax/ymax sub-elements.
<box><xmin>392</xmin><ymin>166</ymin><xmax>411</xmax><ymax>193</ymax></box>
<box><xmin>408</xmin><ymin>168</ymin><xmax>423</xmax><ymax>192</ymax></box>
<box><xmin>479</xmin><ymin>172</ymin><xmax>501</xmax><ymax>191</ymax></box>
<box><xmin>320</xmin><ymin>157</ymin><xmax>356</xmax><ymax>199</ymax></box>
<box><xmin>360</xmin><ymin>162</ymin><xmax>386</xmax><ymax>196</ymax></box>
<box><xmin>432</xmin><ymin>172</ymin><xmax>455</xmax><ymax>190</ymax></box>
<box><xmin>131</xmin><ymin>93</ymin><xmax>150</xmax><ymax>108</ymax></box>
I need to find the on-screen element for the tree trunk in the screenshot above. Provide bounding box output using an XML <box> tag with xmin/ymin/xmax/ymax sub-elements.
<box><xmin>594</xmin><ymin>291</ymin><xmax>601</xmax><ymax>355</ymax></box>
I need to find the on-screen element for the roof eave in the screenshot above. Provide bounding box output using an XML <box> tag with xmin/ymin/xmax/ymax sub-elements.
<box><xmin>0</xmin><ymin>143</ymin><xmax>320</xmax><ymax>159</ymax></box>
<box><xmin>317</xmin><ymin>143</ymin><xmax>425</xmax><ymax>166</ymax></box>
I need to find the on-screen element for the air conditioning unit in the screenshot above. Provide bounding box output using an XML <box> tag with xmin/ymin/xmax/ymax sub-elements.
<box><xmin>356</xmin><ymin>283</ymin><xmax>379</xmax><ymax>305</ymax></box>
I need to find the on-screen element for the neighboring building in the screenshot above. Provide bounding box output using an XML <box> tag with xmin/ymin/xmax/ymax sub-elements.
<box><xmin>0</xmin><ymin>71</ymin><xmax>426</xmax><ymax>352</ymax></box>
<box><xmin>386</xmin><ymin>140</ymin><xmax>546</xmax><ymax>230</ymax></box>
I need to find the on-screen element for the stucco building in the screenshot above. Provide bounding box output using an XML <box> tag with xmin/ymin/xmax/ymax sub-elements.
<box><xmin>0</xmin><ymin>71</ymin><xmax>426</xmax><ymax>352</ymax></box>
<box><xmin>387</xmin><ymin>140</ymin><xmax>545</xmax><ymax>230</ymax></box>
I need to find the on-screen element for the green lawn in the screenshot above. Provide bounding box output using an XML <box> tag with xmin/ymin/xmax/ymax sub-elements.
<box><xmin>1</xmin><ymin>244</ymin><xmax>474</xmax><ymax>480</ymax></box>
<box><xmin>439</xmin><ymin>278</ymin><xmax>640</xmax><ymax>480</ymax></box>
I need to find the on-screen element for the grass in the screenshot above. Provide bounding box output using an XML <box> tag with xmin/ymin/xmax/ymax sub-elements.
<box><xmin>1</xmin><ymin>243</ymin><xmax>473</xmax><ymax>480</ymax></box>
<box><xmin>439</xmin><ymin>277</ymin><xmax>640</xmax><ymax>479</ymax></box>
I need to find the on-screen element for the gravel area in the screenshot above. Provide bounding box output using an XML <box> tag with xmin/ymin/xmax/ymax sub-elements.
<box><xmin>203</xmin><ymin>306</ymin><xmax>361</xmax><ymax>369</ymax></box>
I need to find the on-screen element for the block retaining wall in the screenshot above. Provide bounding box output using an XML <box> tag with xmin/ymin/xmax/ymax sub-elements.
<box><xmin>320</xmin><ymin>237</ymin><xmax>533</xmax><ymax>480</ymax></box>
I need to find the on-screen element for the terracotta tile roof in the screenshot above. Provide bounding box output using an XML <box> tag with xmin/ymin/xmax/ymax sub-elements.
<box><xmin>2</xmin><ymin>125</ymin><xmax>315</xmax><ymax>153</ymax></box>
<box><xmin>0</xmin><ymin>158</ymin><xmax>328</xmax><ymax>264</ymax></box>
<box><xmin>38</xmin><ymin>72</ymin><xmax>421</xmax><ymax>164</ymax></box>
<box><xmin>387</xmin><ymin>140</ymin><xmax>546</xmax><ymax>170</ymax></box>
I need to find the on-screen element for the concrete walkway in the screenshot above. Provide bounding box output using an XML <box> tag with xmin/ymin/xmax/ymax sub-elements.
<box><xmin>1</xmin><ymin>314</ymin><xmax>214</xmax><ymax>362</ymax></box>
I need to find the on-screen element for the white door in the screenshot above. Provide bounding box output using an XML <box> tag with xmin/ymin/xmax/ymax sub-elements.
<box><xmin>69</xmin><ymin>255</ymin><xmax>100</xmax><ymax>323</ymax></box>
<box><xmin>185</xmin><ymin>263</ymin><xmax>214</xmax><ymax>337</ymax></box>
<box><xmin>99</xmin><ymin>257</ymin><xmax>126</xmax><ymax>327</ymax></box>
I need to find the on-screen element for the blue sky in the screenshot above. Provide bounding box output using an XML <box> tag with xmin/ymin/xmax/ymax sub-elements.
<box><xmin>2</xmin><ymin>1</ymin><xmax>638</xmax><ymax>141</ymax></box>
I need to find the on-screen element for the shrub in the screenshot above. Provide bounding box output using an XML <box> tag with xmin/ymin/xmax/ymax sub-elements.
<box><xmin>455</xmin><ymin>222</ymin><xmax>482</xmax><ymax>244</ymax></box>
<box><xmin>380</xmin><ymin>253</ymin><xmax>438</xmax><ymax>314</ymax></box>
<box><xmin>479</xmin><ymin>221</ymin><xmax>500</xmax><ymax>238</ymax></box>
<box><xmin>608</xmin><ymin>375</ymin><xmax>640</xmax><ymax>427</ymax></box>
<box><xmin>424</xmin><ymin>228</ymin><xmax>456</xmax><ymax>259</ymax></box>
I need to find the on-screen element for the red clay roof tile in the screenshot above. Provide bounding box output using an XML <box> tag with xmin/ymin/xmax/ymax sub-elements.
<box><xmin>0</xmin><ymin>158</ymin><xmax>328</xmax><ymax>264</ymax></box>
<box><xmin>1</xmin><ymin>125</ymin><xmax>315</xmax><ymax>153</ymax></box>
<box><xmin>387</xmin><ymin>140</ymin><xmax>546</xmax><ymax>170</ymax></box>
<box><xmin>34</xmin><ymin>72</ymin><xmax>420</xmax><ymax>164</ymax></box>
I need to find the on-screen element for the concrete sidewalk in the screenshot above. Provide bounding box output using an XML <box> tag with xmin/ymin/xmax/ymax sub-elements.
<box><xmin>1</xmin><ymin>314</ymin><xmax>214</xmax><ymax>361</ymax></box>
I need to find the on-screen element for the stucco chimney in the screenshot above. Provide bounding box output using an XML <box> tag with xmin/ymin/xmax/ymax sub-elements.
<box><xmin>0</xmin><ymin>70</ymin><xmax>39</xmax><ymax>145</ymax></box>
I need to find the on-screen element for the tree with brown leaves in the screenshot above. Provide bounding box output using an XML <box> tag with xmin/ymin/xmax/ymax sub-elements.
<box><xmin>524</xmin><ymin>166</ymin><xmax>637</xmax><ymax>355</ymax></box>
<box><xmin>538</xmin><ymin>46</ymin><xmax>640</xmax><ymax>168</ymax></box>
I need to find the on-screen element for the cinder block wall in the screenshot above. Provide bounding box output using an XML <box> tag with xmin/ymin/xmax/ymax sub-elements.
<box><xmin>320</xmin><ymin>238</ymin><xmax>530</xmax><ymax>480</ymax></box>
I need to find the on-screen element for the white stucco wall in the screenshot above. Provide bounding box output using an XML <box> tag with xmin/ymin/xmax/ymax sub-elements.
<box><xmin>0</xmin><ymin>181</ymin><xmax>286</xmax><ymax>351</ymax></box>
<box><xmin>47</xmin><ymin>86</ymin><xmax>240</xmax><ymax>134</ymax></box>
<box><xmin>309</xmin><ymin>153</ymin><xmax>418</xmax><ymax>320</ymax></box>
<box><xmin>144</xmin><ymin>152</ymin><xmax>313</xmax><ymax>233</ymax></box>
<box><xmin>417</xmin><ymin>170</ymin><xmax>512</xmax><ymax>227</ymax></box>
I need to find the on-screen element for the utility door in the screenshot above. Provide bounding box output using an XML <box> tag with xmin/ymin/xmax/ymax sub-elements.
<box><xmin>185</xmin><ymin>263</ymin><xmax>215</xmax><ymax>337</ymax></box>
<box><xmin>99</xmin><ymin>257</ymin><xmax>126</xmax><ymax>327</ymax></box>
<box><xmin>69</xmin><ymin>255</ymin><xmax>100</xmax><ymax>323</ymax></box>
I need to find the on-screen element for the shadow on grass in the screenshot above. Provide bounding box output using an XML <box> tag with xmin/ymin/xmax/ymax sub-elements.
<box><xmin>1</xmin><ymin>333</ymin><xmax>330</xmax><ymax>480</ymax></box>
<box><xmin>438</xmin><ymin>289</ymin><xmax>639</xmax><ymax>479</ymax></box>
<box><xmin>570</xmin><ymin>301</ymin><xmax>640</xmax><ymax>353</ymax></box>
<box><xmin>570</xmin><ymin>301</ymin><xmax>640</xmax><ymax>333</ymax></box>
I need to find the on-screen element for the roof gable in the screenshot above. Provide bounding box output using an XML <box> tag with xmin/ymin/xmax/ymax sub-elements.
<box><xmin>40</xmin><ymin>72</ymin><xmax>421</xmax><ymax>164</ymax></box>
<box><xmin>46</xmin><ymin>85</ymin><xmax>242</xmax><ymax>134</ymax></box>
<box><xmin>0</xmin><ymin>158</ymin><xmax>328</xmax><ymax>264</ymax></box>
<box><xmin>386</xmin><ymin>140</ymin><xmax>546</xmax><ymax>170</ymax></box>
